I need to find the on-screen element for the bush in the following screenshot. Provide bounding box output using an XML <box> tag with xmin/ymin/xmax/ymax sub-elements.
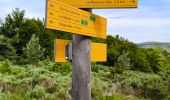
<box><xmin>92</xmin><ymin>73</ymin><xmax>113</xmax><ymax>99</ymax></box>
<box><xmin>114</xmin><ymin>70</ymin><xmax>169</xmax><ymax>100</ymax></box>
<box><xmin>50</xmin><ymin>63</ymin><xmax>72</xmax><ymax>74</ymax></box>
<box><xmin>0</xmin><ymin>92</ymin><xmax>6</xmax><ymax>100</ymax></box>
<box><xmin>31</xmin><ymin>85</ymin><xmax>46</xmax><ymax>99</ymax></box>
<box><xmin>0</xmin><ymin>60</ymin><xmax>169</xmax><ymax>100</ymax></box>
<box><xmin>164</xmin><ymin>95</ymin><xmax>170</xmax><ymax>100</ymax></box>
<box><xmin>0</xmin><ymin>60</ymin><xmax>12</xmax><ymax>75</ymax></box>
<box><xmin>37</xmin><ymin>75</ymin><xmax>57</xmax><ymax>93</ymax></box>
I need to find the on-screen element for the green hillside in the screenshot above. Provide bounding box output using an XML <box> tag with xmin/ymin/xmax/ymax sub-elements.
<box><xmin>138</xmin><ymin>42</ymin><xmax>170</xmax><ymax>52</ymax></box>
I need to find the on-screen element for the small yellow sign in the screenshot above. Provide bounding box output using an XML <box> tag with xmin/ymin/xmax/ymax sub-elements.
<box><xmin>46</xmin><ymin>0</ymin><xmax>107</xmax><ymax>39</ymax></box>
<box><xmin>54</xmin><ymin>39</ymin><xmax>107</xmax><ymax>62</ymax></box>
<box><xmin>91</xmin><ymin>43</ymin><xmax>107</xmax><ymax>62</ymax></box>
<box><xmin>57</xmin><ymin>0</ymin><xmax>137</xmax><ymax>8</ymax></box>
<box><xmin>54</xmin><ymin>39</ymin><xmax>72</xmax><ymax>62</ymax></box>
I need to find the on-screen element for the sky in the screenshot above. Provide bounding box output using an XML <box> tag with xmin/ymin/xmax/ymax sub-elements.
<box><xmin>0</xmin><ymin>0</ymin><xmax>170</xmax><ymax>43</ymax></box>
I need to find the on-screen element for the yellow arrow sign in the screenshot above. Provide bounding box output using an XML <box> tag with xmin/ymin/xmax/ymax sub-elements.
<box><xmin>46</xmin><ymin>0</ymin><xmax>107</xmax><ymax>39</ymax></box>
<box><xmin>57</xmin><ymin>0</ymin><xmax>138</xmax><ymax>8</ymax></box>
<box><xmin>54</xmin><ymin>39</ymin><xmax>107</xmax><ymax>62</ymax></box>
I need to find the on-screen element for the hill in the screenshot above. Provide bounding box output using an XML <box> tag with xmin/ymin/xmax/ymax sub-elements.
<box><xmin>138</xmin><ymin>42</ymin><xmax>170</xmax><ymax>52</ymax></box>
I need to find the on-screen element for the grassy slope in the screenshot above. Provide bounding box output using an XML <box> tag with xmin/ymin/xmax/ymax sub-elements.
<box><xmin>0</xmin><ymin>60</ymin><xmax>143</xmax><ymax>100</ymax></box>
<box><xmin>138</xmin><ymin>42</ymin><xmax>170</xmax><ymax>52</ymax></box>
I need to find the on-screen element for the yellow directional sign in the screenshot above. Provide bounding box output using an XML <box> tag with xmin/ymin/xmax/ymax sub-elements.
<box><xmin>57</xmin><ymin>0</ymin><xmax>137</xmax><ymax>8</ymax></box>
<box><xmin>54</xmin><ymin>39</ymin><xmax>107</xmax><ymax>62</ymax></box>
<box><xmin>46</xmin><ymin>0</ymin><xmax>107</xmax><ymax>39</ymax></box>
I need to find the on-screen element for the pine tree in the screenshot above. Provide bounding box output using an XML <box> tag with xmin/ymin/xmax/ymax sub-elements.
<box><xmin>0</xmin><ymin>35</ymin><xmax>16</xmax><ymax>60</ymax></box>
<box><xmin>116</xmin><ymin>51</ymin><xmax>131</xmax><ymax>68</ymax></box>
<box><xmin>23</xmin><ymin>34</ymin><xmax>45</xmax><ymax>64</ymax></box>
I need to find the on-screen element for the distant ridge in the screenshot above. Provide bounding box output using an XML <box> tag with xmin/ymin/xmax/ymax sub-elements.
<box><xmin>137</xmin><ymin>42</ymin><xmax>170</xmax><ymax>52</ymax></box>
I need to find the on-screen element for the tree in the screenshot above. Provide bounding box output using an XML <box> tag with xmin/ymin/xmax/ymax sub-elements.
<box><xmin>130</xmin><ymin>49</ymin><xmax>152</xmax><ymax>72</ymax></box>
<box><xmin>106</xmin><ymin>35</ymin><xmax>122</xmax><ymax>66</ymax></box>
<box><xmin>167</xmin><ymin>55</ymin><xmax>170</xmax><ymax>67</ymax></box>
<box><xmin>116</xmin><ymin>51</ymin><xmax>130</xmax><ymax>68</ymax></box>
<box><xmin>113</xmin><ymin>51</ymin><xmax>131</xmax><ymax>73</ymax></box>
<box><xmin>0</xmin><ymin>8</ymin><xmax>26</xmax><ymax>55</ymax></box>
<box><xmin>106</xmin><ymin>35</ymin><xmax>139</xmax><ymax>67</ymax></box>
<box><xmin>0</xmin><ymin>18</ymin><xmax>2</xmax><ymax>26</ymax></box>
<box><xmin>146</xmin><ymin>48</ymin><xmax>167</xmax><ymax>73</ymax></box>
<box><xmin>23</xmin><ymin>34</ymin><xmax>45</xmax><ymax>64</ymax></box>
<box><xmin>0</xmin><ymin>35</ymin><xmax>16</xmax><ymax>60</ymax></box>
<box><xmin>0</xmin><ymin>8</ymin><xmax>52</xmax><ymax>57</ymax></box>
<box><xmin>0</xmin><ymin>8</ymin><xmax>67</xmax><ymax>59</ymax></box>
<box><xmin>0</xmin><ymin>8</ymin><xmax>25</xmax><ymax>37</ymax></box>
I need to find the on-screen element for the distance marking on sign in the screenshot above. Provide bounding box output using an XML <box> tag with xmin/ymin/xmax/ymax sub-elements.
<box><xmin>57</xmin><ymin>0</ymin><xmax>138</xmax><ymax>8</ymax></box>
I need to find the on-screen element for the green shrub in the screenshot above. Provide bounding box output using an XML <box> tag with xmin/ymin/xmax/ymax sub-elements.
<box><xmin>164</xmin><ymin>95</ymin><xmax>170</xmax><ymax>100</ymax></box>
<box><xmin>0</xmin><ymin>60</ymin><xmax>169</xmax><ymax>100</ymax></box>
<box><xmin>92</xmin><ymin>73</ymin><xmax>113</xmax><ymax>99</ymax></box>
<box><xmin>31</xmin><ymin>85</ymin><xmax>46</xmax><ymax>99</ymax></box>
<box><xmin>11</xmin><ymin>66</ymin><xmax>25</xmax><ymax>75</ymax></box>
<box><xmin>92</xmin><ymin>63</ymin><xmax>100</xmax><ymax>73</ymax></box>
<box><xmin>45</xmin><ymin>93</ymin><xmax>56</xmax><ymax>100</ymax></box>
<box><xmin>102</xmin><ymin>94</ymin><xmax>124</xmax><ymax>100</ymax></box>
<box><xmin>37</xmin><ymin>75</ymin><xmax>57</xmax><ymax>93</ymax></box>
<box><xmin>0</xmin><ymin>92</ymin><xmax>6</xmax><ymax>100</ymax></box>
<box><xmin>50</xmin><ymin>63</ymin><xmax>72</xmax><ymax>74</ymax></box>
<box><xmin>0</xmin><ymin>60</ymin><xmax>12</xmax><ymax>75</ymax></box>
<box><xmin>7</xmin><ymin>93</ymin><xmax>25</xmax><ymax>100</ymax></box>
<box><xmin>36</xmin><ymin>59</ymin><xmax>55</xmax><ymax>70</ymax></box>
<box><xmin>114</xmin><ymin>70</ymin><xmax>168</xmax><ymax>100</ymax></box>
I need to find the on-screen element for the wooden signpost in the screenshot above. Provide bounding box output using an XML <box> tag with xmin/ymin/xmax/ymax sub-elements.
<box><xmin>57</xmin><ymin>0</ymin><xmax>137</xmax><ymax>8</ymax></box>
<box><xmin>45</xmin><ymin>0</ymin><xmax>138</xmax><ymax>99</ymax></box>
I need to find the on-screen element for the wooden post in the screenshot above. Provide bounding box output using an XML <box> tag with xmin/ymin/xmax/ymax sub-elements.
<box><xmin>72</xmin><ymin>9</ymin><xmax>92</xmax><ymax>100</ymax></box>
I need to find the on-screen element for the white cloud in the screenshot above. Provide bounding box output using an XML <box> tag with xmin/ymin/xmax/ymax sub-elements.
<box><xmin>0</xmin><ymin>0</ymin><xmax>45</xmax><ymax>19</ymax></box>
<box><xmin>107</xmin><ymin>18</ymin><xmax>170</xmax><ymax>43</ymax></box>
<box><xmin>92</xmin><ymin>1</ymin><xmax>170</xmax><ymax>43</ymax></box>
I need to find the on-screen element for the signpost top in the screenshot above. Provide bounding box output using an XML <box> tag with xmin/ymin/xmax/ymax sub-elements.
<box><xmin>45</xmin><ymin>0</ymin><xmax>107</xmax><ymax>39</ymax></box>
<box><xmin>57</xmin><ymin>0</ymin><xmax>138</xmax><ymax>8</ymax></box>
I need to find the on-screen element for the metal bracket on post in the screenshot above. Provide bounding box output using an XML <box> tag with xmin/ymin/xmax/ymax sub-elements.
<box><xmin>65</xmin><ymin>42</ymin><xmax>73</xmax><ymax>60</ymax></box>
